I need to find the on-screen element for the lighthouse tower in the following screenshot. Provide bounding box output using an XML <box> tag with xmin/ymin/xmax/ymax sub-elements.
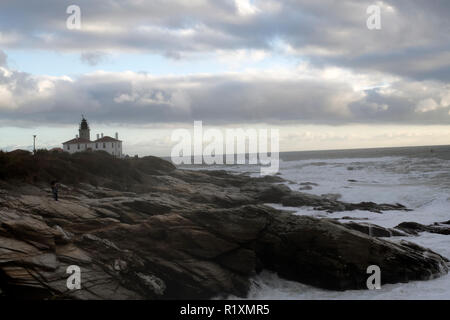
<box><xmin>79</xmin><ymin>116</ymin><xmax>90</xmax><ymax>141</ymax></box>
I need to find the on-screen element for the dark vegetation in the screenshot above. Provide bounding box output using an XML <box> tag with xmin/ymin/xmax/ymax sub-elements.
<box><xmin>0</xmin><ymin>149</ymin><xmax>175</xmax><ymax>190</ymax></box>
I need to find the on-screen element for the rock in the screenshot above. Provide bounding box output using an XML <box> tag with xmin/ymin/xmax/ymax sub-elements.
<box><xmin>298</xmin><ymin>182</ymin><xmax>319</xmax><ymax>191</ymax></box>
<box><xmin>54</xmin><ymin>225</ymin><xmax>73</xmax><ymax>243</ymax></box>
<box><xmin>216</xmin><ymin>249</ymin><xmax>257</xmax><ymax>275</ymax></box>
<box><xmin>321</xmin><ymin>193</ymin><xmax>342</xmax><ymax>201</ymax></box>
<box><xmin>114</xmin><ymin>259</ymin><xmax>128</xmax><ymax>271</ymax></box>
<box><xmin>342</xmin><ymin>221</ymin><xmax>408</xmax><ymax>237</ymax></box>
<box><xmin>342</xmin><ymin>202</ymin><xmax>410</xmax><ymax>214</ymax></box>
<box><xmin>256</xmin><ymin>211</ymin><xmax>448</xmax><ymax>290</ymax></box>
<box><xmin>56</xmin><ymin>243</ymin><xmax>92</xmax><ymax>264</ymax></box>
<box><xmin>281</xmin><ymin>192</ymin><xmax>325</xmax><ymax>207</ymax></box>
<box><xmin>0</xmin><ymin>235</ymin><xmax>47</xmax><ymax>264</ymax></box>
<box><xmin>274</xmin><ymin>190</ymin><xmax>410</xmax><ymax>213</ymax></box>
<box><xmin>257</xmin><ymin>184</ymin><xmax>292</xmax><ymax>203</ymax></box>
<box><xmin>136</xmin><ymin>272</ymin><xmax>166</xmax><ymax>296</ymax></box>
<box><xmin>395</xmin><ymin>221</ymin><xmax>450</xmax><ymax>236</ymax></box>
<box><xmin>300</xmin><ymin>182</ymin><xmax>319</xmax><ymax>186</ymax></box>
<box><xmin>1</xmin><ymin>217</ymin><xmax>59</xmax><ymax>249</ymax></box>
<box><xmin>0</xmin><ymin>153</ymin><xmax>447</xmax><ymax>299</ymax></box>
<box><xmin>122</xmin><ymin>199</ymin><xmax>172</xmax><ymax>215</ymax></box>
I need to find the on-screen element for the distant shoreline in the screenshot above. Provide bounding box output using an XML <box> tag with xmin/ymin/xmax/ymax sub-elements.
<box><xmin>166</xmin><ymin>144</ymin><xmax>450</xmax><ymax>164</ymax></box>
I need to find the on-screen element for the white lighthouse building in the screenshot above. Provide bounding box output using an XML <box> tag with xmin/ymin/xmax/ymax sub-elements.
<box><xmin>62</xmin><ymin>117</ymin><xmax>123</xmax><ymax>158</ymax></box>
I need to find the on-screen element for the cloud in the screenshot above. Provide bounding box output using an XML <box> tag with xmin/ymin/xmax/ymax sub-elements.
<box><xmin>80</xmin><ymin>52</ymin><xmax>107</xmax><ymax>66</ymax></box>
<box><xmin>0</xmin><ymin>50</ymin><xmax>6</xmax><ymax>66</ymax></box>
<box><xmin>0</xmin><ymin>2</ymin><xmax>449</xmax><ymax>130</ymax></box>
<box><xmin>0</xmin><ymin>50</ymin><xmax>449</xmax><ymax>127</ymax></box>
<box><xmin>0</xmin><ymin>1</ymin><xmax>449</xmax><ymax>81</ymax></box>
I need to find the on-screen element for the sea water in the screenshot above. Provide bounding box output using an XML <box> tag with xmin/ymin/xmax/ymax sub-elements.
<box><xmin>187</xmin><ymin>145</ymin><xmax>450</xmax><ymax>299</ymax></box>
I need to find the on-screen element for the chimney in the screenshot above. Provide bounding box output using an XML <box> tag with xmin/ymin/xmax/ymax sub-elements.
<box><xmin>101</xmin><ymin>133</ymin><xmax>104</xmax><ymax>138</ymax></box>
<box><xmin>115</xmin><ymin>132</ymin><xmax>119</xmax><ymax>140</ymax></box>
<box><xmin>97</xmin><ymin>134</ymin><xmax>100</xmax><ymax>140</ymax></box>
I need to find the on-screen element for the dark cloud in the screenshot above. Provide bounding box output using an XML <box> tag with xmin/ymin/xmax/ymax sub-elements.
<box><xmin>80</xmin><ymin>52</ymin><xmax>107</xmax><ymax>66</ymax></box>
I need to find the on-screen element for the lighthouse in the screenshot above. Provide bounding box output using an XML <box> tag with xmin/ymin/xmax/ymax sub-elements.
<box><xmin>62</xmin><ymin>117</ymin><xmax>123</xmax><ymax>157</ymax></box>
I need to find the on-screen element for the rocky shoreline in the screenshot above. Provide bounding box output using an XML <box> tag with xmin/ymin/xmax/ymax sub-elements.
<box><xmin>0</xmin><ymin>152</ymin><xmax>448</xmax><ymax>299</ymax></box>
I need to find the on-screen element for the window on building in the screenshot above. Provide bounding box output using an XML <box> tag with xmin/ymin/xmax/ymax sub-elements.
<box><xmin>112</xmin><ymin>143</ymin><xmax>114</xmax><ymax>148</ymax></box>
<box><xmin>103</xmin><ymin>143</ymin><xmax>106</xmax><ymax>148</ymax></box>
<box><xmin>77</xmin><ymin>144</ymin><xmax>80</xmax><ymax>150</ymax></box>
<box><xmin>96</xmin><ymin>143</ymin><xmax>98</xmax><ymax>149</ymax></box>
<box><xmin>67</xmin><ymin>145</ymin><xmax>70</xmax><ymax>150</ymax></box>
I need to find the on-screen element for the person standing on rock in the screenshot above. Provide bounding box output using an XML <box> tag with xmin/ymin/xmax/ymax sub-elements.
<box><xmin>51</xmin><ymin>181</ymin><xmax>59</xmax><ymax>201</ymax></box>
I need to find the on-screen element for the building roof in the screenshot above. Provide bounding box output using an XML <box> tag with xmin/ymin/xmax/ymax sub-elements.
<box><xmin>94</xmin><ymin>136</ymin><xmax>122</xmax><ymax>143</ymax></box>
<box><xmin>62</xmin><ymin>137</ymin><xmax>92</xmax><ymax>145</ymax></box>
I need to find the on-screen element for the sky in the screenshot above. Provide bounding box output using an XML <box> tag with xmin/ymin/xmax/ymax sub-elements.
<box><xmin>0</xmin><ymin>0</ymin><xmax>449</xmax><ymax>156</ymax></box>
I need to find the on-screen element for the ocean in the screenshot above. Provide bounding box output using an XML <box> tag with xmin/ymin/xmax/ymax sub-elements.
<box><xmin>183</xmin><ymin>145</ymin><xmax>450</xmax><ymax>300</ymax></box>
